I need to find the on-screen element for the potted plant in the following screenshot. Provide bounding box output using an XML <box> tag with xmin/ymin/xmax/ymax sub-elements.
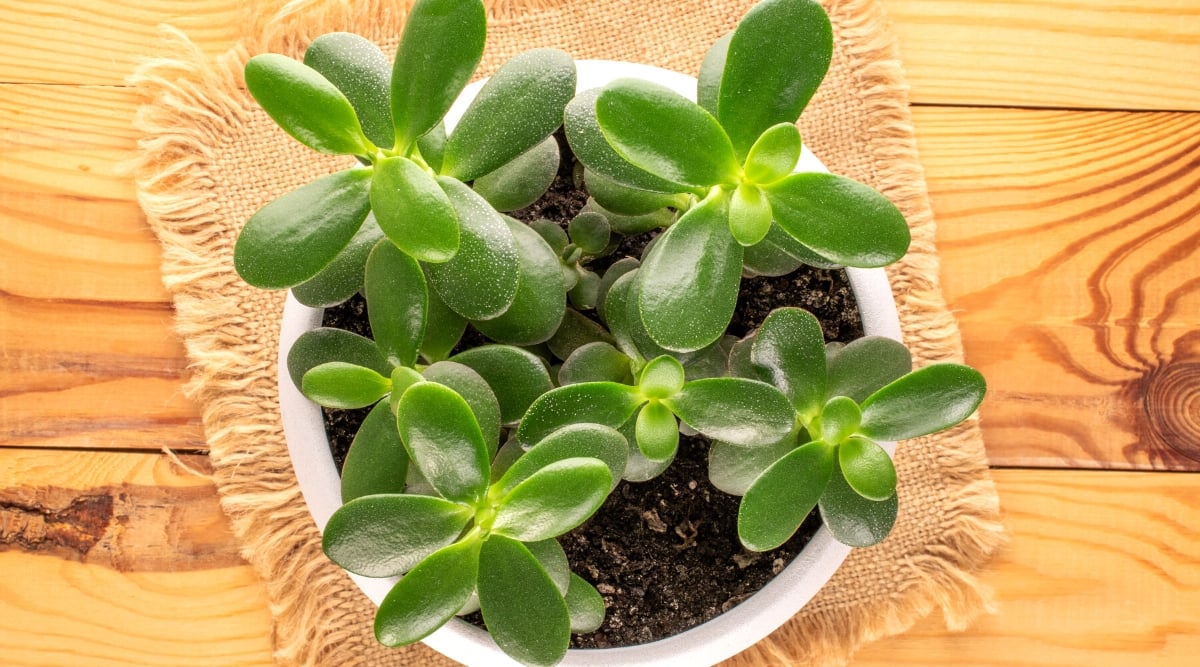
<box><xmin>236</xmin><ymin>0</ymin><xmax>987</xmax><ymax>665</ymax></box>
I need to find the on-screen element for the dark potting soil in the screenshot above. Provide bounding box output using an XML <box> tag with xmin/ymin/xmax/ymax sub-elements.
<box><xmin>315</xmin><ymin>137</ymin><xmax>864</xmax><ymax>648</ymax></box>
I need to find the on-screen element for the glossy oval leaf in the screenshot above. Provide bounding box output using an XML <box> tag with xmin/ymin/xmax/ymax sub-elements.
<box><xmin>244</xmin><ymin>53</ymin><xmax>373</xmax><ymax>156</ymax></box>
<box><xmin>638</xmin><ymin>195</ymin><xmax>744</xmax><ymax>352</ymax></box>
<box><xmin>477</xmin><ymin>535</ymin><xmax>571</xmax><ymax>667</ymax></box>
<box><xmin>416</xmin><ymin>121</ymin><xmax>447</xmax><ymax>172</ymax></box>
<box><xmin>750</xmin><ymin>306</ymin><xmax>827</xmax><ymax>417</ymax></box>
<box><xmin>390</xmin><ymin>0</ymin><xmax>485</xmax><ymax>150</ymax></box>
<box><xmin>234</xmin><ymin>168</ymin><xmax>372</xmax><ymax>289</ymax></box>
<box><xmin>826</xmin><ymin>335</ymin><xmax>912</xmax><ymax>403</ymax></box>
<box><xmin>708</xmin><ymin>436</ymin><xmax>797</xmax><ymax>496</ymax></box>
<box><xmin>421</xmin><ymin>361</ymin><xmax>502</xmax><ymax>456</ymax></box>
<box><xmin>525</xmin><ymin>538</ymin><xmax>570</xmax><ymax>596</ymax></box>
<box><xmin>738</xmin><ymin>440</ymin><xmax>834</xmax><ymax>552</ymax></box>
<box><xmin>471</xmin><ymin>217</ymin><xmax>566</xmax><ymax>345</ymax></box>
<box><xmin>286</xmin><ymin>327</ymin><xmax>390</xmax><ymax>390</ymax></box>
<box><xmin>604</xmin><ymin>270</ymin><xmax>668</xmax><ymax>363</ymax></box>
<box><xmin>596</xmin><ymin>78</ymin><xmax>740</xmax><ymax>188</ymax></box>
<box><xmin>718</xmin><ymin>0</ymin><xmax>832</xmax><ymax>159</ymax></box>
<box><xmin>472</xmin><ymin>136</ymin><xmax>560</xmax><ymax>212</ymax></box>
<box><xmin>839</xmin><ymin>435</ymin><xmax>896</xmax><ymax>501</ymax></box>
<box><xmin>371</xmin><ymin>156</ymin><xmax>460</xmax><ymax>263</ymax></box>
<box><xmin>396</xmin><ymin>382</ymin><xmax>491</xmax><ymax>505</ymax></box>
<box><xmin>634</xmin><ymin>400</ymin><xmax>679</xmax><ymax>462</ymax></box>
<box><xmin>419</xmin><ymin>282</ymin><xmax>467</xmax><ymax>363</ymax></box>
<box><xmin>697</xmin><ymin>32</ymin><xmax>732</xmax><ymax>116</ymax></box>
<box><xmin>729</xmin><ymin>183</ymin><xmax>772</xmax><ymax>246</ymax></box>
<box><xmin>559</xmin><ymin>341</ymin><xmax>633</xmax><ymax>386</ymax></box>
<box><xmin>301</xmin><ymin>361</ymin><xmax>390</xmax><ymax>409</ymax></box>
<box><xmin>292</xmin><ymin>216</ymin><xmax>383</xmax><ymax>307</ymax></box>
<box><xmin>664</xmin><ymin>377</ymin><xmax>794</xmax><ymax>446</ymax></box>
<box><xmin>859</xmin><ymin>363</ymin><xmax>986</xmax><ymax>441</ymax></box>
<box><xmin>443</xmin><ymin>49</ymin><xmax>576</xmax><ymax>181</ymax></box>
<box><xmin>565</xmin><ymin>573</ymin><xmax>606</xmax><ymax>634</ymax></box>
<box><xmin>322</xmin><ymin>494</ymin><xmax>472</xmax><ymax>577</ymax></box>
<box><xmin>585</xmin><ymin>198</ymin><xmax>677</xmax><ymax>236</ymax></box>
<box><xmin>496</xmin><ymin>423</ymin><xmax>628</xmax><ymax>495</ymax></box>
<box><xmin>818</xmin><ymin>457</ymin><xmax>898</xmax><ymax>547</ymax></box>
<box><xmin>765</xmin><ymin>172</ymin><xmax>910</xmax><ymax>268</ymax></box>
<box><xmin>341</xmin><ymin>400</ymin><xmax>408</xmax><ymax>502</ymax></box>
<box><xmin>451</xmin><ymin>344</ymin><xmax>554</xmax><ymax>424</ymax></box>
<box><xmin>819</xmin><ymin>396</ymin><xmax>862</xmax><ymax>446</ymax></box>
<box><xmin>492</xmin><ymin>458</ymin><xmax>611</xmax><ymax>541</ymax></box>
<box><xmin>743</xmin><ymin>221</ymin><xmax>841</xmax><ymax>277</ymax></box>
<box><xmin>744</xmin><ymin>122</ymin><xmax>801</xmax><ymax>185</ymax></box>
<box><xmin>584</xmin><ymin>169</ymin><xmax>682</xmax><ymax>217</ymax></box>
<box><xmin>426</xmin><ymin>177</ymin><xmax>520</xmax><ymax>320</ymax></box>
<box><xmin>568</xmin><ymin>211</ymin><xmax>611</xmax><ymax>256</ymax></box>
<box><xmin>303</xmin><ymin>32</ymin><xmax>394</xmax><ymax>148</ymax></box>
<box><xmin>364</xmin><ymin>239</ymin><xmax>427</xmax><ymax>368</ymax></box>
<box><xmin>638</xmin><ymin>356</ymin><xmax>685</xmax><ymax>399</ymax></box>
<box><xmin>375</xmin><ymin>539</ymin><xmax>481</xmax><ymax>646</ymax></box>
<box><xmin>517</xmin><ymin>381</ymin><xmax>644</xmax><ymax>447</ymax></box>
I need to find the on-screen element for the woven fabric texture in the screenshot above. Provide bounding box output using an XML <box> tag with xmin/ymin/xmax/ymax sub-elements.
<box><xmin>130</xmin><ymin>1</ymin><xmax>1007</xmax><ymax>665</ymax></box>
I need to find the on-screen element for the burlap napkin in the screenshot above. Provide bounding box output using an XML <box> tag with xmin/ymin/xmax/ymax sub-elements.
<box><xmin>131</xmin><ymin>0</ymin><xmax>1007</xmax><ymax>665</ymax></box>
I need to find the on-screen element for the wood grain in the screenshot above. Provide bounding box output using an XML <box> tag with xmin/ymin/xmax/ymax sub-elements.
<box><xmin>915</xmin><ymin>107</ymin><xmax>1200</xmax><ymax>469</ymax></box>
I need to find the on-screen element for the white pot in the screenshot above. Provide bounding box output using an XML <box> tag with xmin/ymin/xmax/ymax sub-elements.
<box><xmin>279</xmin><ymin>60</ymin><xmax>903</xmax><ymax>667</ymax></box>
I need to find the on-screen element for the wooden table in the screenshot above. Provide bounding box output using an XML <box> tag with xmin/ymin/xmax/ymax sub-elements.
<box><xmin>3</xmin><ymin>1</ymin><xmax>1198</xmax><ymax>665</ymax></box>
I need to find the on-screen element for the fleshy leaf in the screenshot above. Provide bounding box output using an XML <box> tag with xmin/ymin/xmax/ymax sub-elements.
<box><xmin>390</xmin><ymin>0</ymin><xmax>485</xmax><ymax>150</ymax></box>
<box><xmin>568</xmin><ymin>211</ymin><xmax>612</xmax><ymax>256</ymax></box>
<box><xmin>595</xmin><ymin>257</ymin><xmax>641</xmax><ymax>324</ymax></box>
<box><xmin>472</xmin><ymin>136</ymin><xmax>560</xmax><ymax>212</ymax></box>
<box><xmin>717</xmin><ymin>0</ymin><xmax>832</xmax><ymax>159</ymax></box>
<box><xmin>839</xmin><ymin>436</ymin><xmax>896</xmax><ymax>501</ymax></box>
<box><xmin>743</xmin><ymin>221</ymin><xmax>841</xmax><ymax>277</ymax></box>
<box><xmin>370</xmin><ymin>156</ymin><xmax>460</xmax><ymax>263</ymax></box>
<box><xmin>634</xmin><ymin>401</ymin><xmax>679</xmax><ymax>461</ymax></box>
<box><xmin>477</xmin><ymin>535</ymin><xmax>571</xmax><ymax>667</ymax></box>
<box><xmin>426</xmin><ymin>178</ymin><xmax>520</xmax><ymax>320</ymax></box>
<box><xmin>525</xmin><ymin>538</ymin><xmax>570</xmax><ymax>595</ymax></box>
<box><xmin>292</xmin><ymin>216</ymin><xmax>384</xmax><ymax>307</ymax></box>
<box><xmin>565</xmin><ymin>573</ymin><xmax>606</xmax><ymax>634</ymax></box>
<box><xmin>697</xmin><ymin>32</ymin><xmax>732</xmax><ymax>116</ymax></box>
<box><xmin>859</xmin><ymin>364</ymin><xmax>986</xmax><ymax>441</ymax></box>
<box><xmin>396</xmin><ymin>382</ymin><xmax>491</xmax><ymax>506</ymax></box>
<box><xmin>416</xmin><ymin>121</ymin><xmax>446</xmax><ymax>172</ymax></box>
<box><xmin>638</xmin><ymin>355</ymin><xmax>686</xmax><ymax>399</ymax></box>
<box><xmin>496</xmin><ymin>423</ymin><xmax>628</xmax><ymax>495</ymax></box>
<box><xmin>421</xmin><ymin>361</ymin><xmax>502</xmax><ymax>457</ymax></box>
<box><xmin>604</xmin><ymin>270</ymin><xmax>669</xmax><ymax>363</ymax></box>
<box><xmin>596</xmin><ymin>78</ymin><xmax>740</xmax><ymax>188</ymax></box>
<box><xmin>584</xmin><ymin>198</ymin><xmax>676</xmax><ymax>235</ymax></box>
<box><xmin>303</xmin><ymin>32</ymin><xmax>394</xmax><ymax>148</ymax></box>
<box><xmin>729</xmin><ymin>183</ymin><xmax>772</xmax><ymax>246</ymax></box>
<box><xmin>819</xmin><ymin>396</ymin><xmax>862</xmax><ymax>446</ymax></box>
<box><xmin>826</xmin><ymin>336</ymin><xmax>913</xmax><ymax>403</ymax></box>
<box><xmin>584</xmin><ymin>169</ymin><xmax>683</xmax><ymax>217</ymax></box>
<box><xmin>559</xmin><ymin>342</ymin><xmax>634</xmax><ymax>386</ymax></box>
<box><xmin>375</xmin><ymin>539</ymin><xmax>481</xmax><ymax>646</ymax></box>
<box><xmin>286</xmin><ymin>327</ymin><xmax>390</xmax><ymax>390</ymax></box>
<box><xmin>341</xmin><ymin>400</ymin><xmax>408</xmax><ymax>502</ymax></box>
<box><xmin>638</xmin><ymin>195</ymin><xmax>743</xmax><ymax>352</ymax></box>
<box><xmin>751</xmin><ymin>307</ymin><xmax>827</xmax><ymax>417</ymax></box>
<box><xmin>743</xmin><ymin>122</ymin><xmax>801</xmax><ymax>185</ymax></box>
<box><xmin>819</xmin><ymin>457</ymin><xmax>898</xmax><ymax>547</ymax></box>
<box><xmin>492</xmin><ymin>458</ymin><xmax>611</xmax><ymax>541</ymax></box>
<box><xmin>301</xmin><ymin>362</ymin><xmax>390</xmax><ymax>409</ymax></box>
<box><xmin>365</xmin><ymin>240</ymin><xmax>427</xmax><ymax>368</ymax></box>
<box><xmin>244</xmin><ymin>53</ymin><xmax>373</xmax><ymax>156</ymax></box>
<box><xmin>738</xmin><ymin>440</ymin><xmax>834</xmax><ymax>551</ymax></box>
<box><xmin>517</xmin><ymin>382</ymin><xmax>644</xmax><ymax>446</ymax></box>
<box><xmin>450</xmin><ymin>345</ymin><xmax>554</xmax><ymax>424</ymax></box>
<box><xmin>472</xmin><ymin>217</ymin><xmax>566</xmax><ymax>345</ymax></box>
<box><xmin>234</xmin><ymin>168</ymin><xmax>372</xmax><ymax>289</ymax></box>
<box><xmin>322</xmin><ymin>494</ymin><xmax>472</xmax><ymax>577</ymax></box>
<box><xmin>665</xmin><ymin>377</ymin><xmax>794</xmax><ymax>446</ymax></box>
<box><xmin>708</xmin><ymin>437</ymin><xmax>797</xmax><ymax>496</ymax></box>
<box><xmin>442</xmin><ymin>48</ymin><xmax>575</xmax><ymax>181</ymax></box>
<box><xmin>765</xmin><ymin>172</ymin><xmax>910</xmax><ymax>268</ymax></box>
<box><xmin>420</xmin><ymin>283</ymin><xmax>467</xmax><ymax>363</ymax></box>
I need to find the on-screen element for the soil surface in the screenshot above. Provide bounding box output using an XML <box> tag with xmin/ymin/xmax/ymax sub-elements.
<box><xmin>316</xmin><ymin>136</ymin><xmax>863</xmax><ymax>647</ymax></box>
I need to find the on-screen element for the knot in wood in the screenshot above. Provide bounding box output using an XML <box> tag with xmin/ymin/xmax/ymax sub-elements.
<box><xmin>1144</xmin><ymin>361</ymin><xmax>1200</xmax><ymax>462</ymax></box>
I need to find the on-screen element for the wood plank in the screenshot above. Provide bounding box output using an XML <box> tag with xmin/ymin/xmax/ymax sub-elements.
<box><xmin>915</xmin><ymin>107</ymin><xmax>1200</xmax><ymax>469</ymax></box>
<box><xmin>882</xmin><ymin>0</ymin><xmax>1200</xmax><ymax>110</ymax></box>
<box><xmin>851</xmin><ymin>468</ymin><xmax>1200</xmax><ymax>666</ymax></box>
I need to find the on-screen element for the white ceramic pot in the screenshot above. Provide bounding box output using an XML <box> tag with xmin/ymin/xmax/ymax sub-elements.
<box><xmin>279</xmin><ymin>60</ymin><xmax>903</xmax><ymax>667</ymax></box>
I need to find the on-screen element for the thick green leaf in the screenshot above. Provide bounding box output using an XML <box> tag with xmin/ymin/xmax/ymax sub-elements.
<box><xmin>375</xmin><ymin>539</ymin><xmax>481</xmax><ymax>646</ymax></box>
<box><xmin>765</xmin><ymin>172</ymin><xmax>910</xmax><ymax>268</ymax></box>
<box><xmin>839</xmin><ymin>436</ymin><xmax>895</xmax><ymax>501</ymax></box>
<box><xmin>638</xmin><ymin>195</ymin><xmax>744</xmax><ymax>352</ymax></box>
<box><xmin>826</xmin><ymin>336</ymin><xmax>912</xmax><ymax>403</ymax></box>
<box><xmin>596</xmin><ymin>78</ymin><xmax>740</xmax><ymax>188</ymax></box>
<box><xmin>718</xmin><ymin>0</ymin><xmax>832</xmax><ymax>158</ymax></box>
<box><xmin>492</xmin><ymin>458</ymin><xmax>611</xmax><ymax>541</ymax></box>
<box><xmin>443</xmin><ymin>49</ymin><xmax>575</xmax><ymax>181</ymax></box>
<box><xmin>471</xmin><ymin>217</ymin><xmax>566</xmax><ymax>345</ymax></box>
<box><xmin>819</xmin><ymin>396</ymin><xmax>862</xmax><ymax>446</ymax></box>
<box><xmin>323</xmin><ymin>494</ymin><xmax>472</xmax><ymax>577</ymax></box>
<box><xmin>738</xmin><ymin>440</ymin><xmax>834</xmax><ymax>551</ymax></box>
<box><xmin>396</xmin><ymin>382</ymin><xmax>491</xmax><ymax>506</ymax></box>
<box><xmin>303</xmin><ymin>32</ymin><xmax>394</xmax><ymax>148</ymax></box>
<box><xmin>472</xmin><ymin>136</ymin><xmax>560</xmax><ymax>212</ymax></box>
<box><xmin>564</xmin><ymin>88</ymin><xmax>690</xmax><ymax>194</ymax></box>
<box><xmin>568</xmin><ymin>211</ymin><xmax>611</xmax><ymax>256</ymax></box>
<box><xmin>558</xmin><ymin>341</ymin><xmax>634</xmax><ymax>386</ymax></box>
<box><xmin>416</xmin><ymin>121</ymin><xmax>446</xmax><ymax>172</ymax></box>
<box><xmin>638</xmin><ymin>355</ymin><xmax>685</xmax><ymax>399</ymax></box>
<box><xmin>743</xmin><ymin>220</ymin><xmax>844</xmax><ymax>277</ymax></box>
<box><xmin>681</xmin><ymin>335</ymin><xmax>738</xmax><ymax>381</ymax></box>
<box><xmin>584</xmin><ymin>198</ymin><xmax>676</xmax><ymax>236</ymax></box>
<box><xmin>744</xmin><ymin>122</ymin><xmax>802</xmax><ymax>185</ymax></box>
<box><xmin>301</xmin><ymin>362</ymin><xmax>390</xmax><ymax>409</ymax></box>
<box><xmin>286</xmin><ymin>327</ymin><xmax>390</xmax><ymax>390</ymax></box>
<box><xmin>729</xmin><ymin>184</ymin><xmax>772</xmax><ymax>246</ymax></box>
<box><xmin>859</xmin><ymin>364</ymin><xmax>986</xmax><ymax>441</ymax></box>
<box><xmin>388</xmin><ymin>366</ymin><xmax>426</xmax><ymax>414</ymax></box>
<box><xmin>697</xmin><ymin>32</ymin><xmax>732</xmax><ymax>116</ymax></box>
<box><xmin>427</xmin><ymin>177</ymin><xmax>520</xmax><ymax>320</ymax></box>
<box><xmin>244</xmin><ymin>53</ymin><xmax>374</xmax><ymax>156</ymax></box>
<box><xmin>665</xmin><ymin>377</ymin><xmax>794</xmax><ymax>446</ymax></box>
<box><xmin>371</xmin><ymin>156</ymin><xmax>460</xmax><ymax>263</ymax></box>
<box><xmin>634</xmin><ymin>400</ymin><xmax>679</xmax><ymax>461</ymax></box>
<box><xmin>727</xmin><ymin>333</ymin><xmax>757</xmax><ymax>380</ymax></box>
<box><xmin>364</xmin><ymin>240</ymin><xmax>427</xmax><ymax>368</ymax></box>
<box><xmin>421</xmin><ymin>361</ymin><xmax>502</xmax><ymax>456</ymax></box>
<box><xmin>390</xmin><ymin>0</ymin><xmax>485</xmax><ymax>150</ymax></box>
<box><xmin>751</xmin><ymin>307</ymin><xmax>827</xmax><ymax>417</ymax></box>
<box><xmin>517</xmin><ymin>381</ymin><xmax>644</xmax><ymax>447</ymax></box>
<box><xmin>234</xmin><ymin>168</ymin><xmax>372</xmax><ymax>289</ymax></box>
<box><xmin>525</xmin><ymin>538</ymin><xmax>570</xmax><ymax>596</ymax></box>
<box><xmin>595</xmin><ymin>258</ymin><xmax>640</xmax><ymax>325</ymax></box>
<box><xmin>708</xmin><ymin>437</ymin><xmax>797</xmax><ymax>496</ymax></box>
<box><xmin>568</xmin><ymin>269</ymin><xmax>602</xmax><ymax>311</ymax></box>
<box><xmin>604</xmin><ymin>270</ymin><xmax>667</xmax><ymax>363</ymax></box>
<box><xmin>419</xmin><ymin>283</ymin><xmax>466</xmax><ymax>363</ymax></box>
<box><xmin>451</xmin><ymin>345</ymin><xmax>554</xmax><ymax>424</ymax></box>
<box><xmin>341</xmin><ymin>400</ymin><xmax>408</xmax><ymax>502</ymax></box>
<box><xmin>584</xmin><ymin>169</ymin><xmax>683</xmax><ymax>217</ymax></box>
<box><xmin>565</xmin><ymin>573</ymin><xmax>606</xmax><ymax>634</ymax></box>
<box><xmin>528</xmin><ymin>218</ymin><xmax>569</xmax><ymax>254</ymax></box>
<box><xmin>496</xmin><ymin>423</ymin><xmax>628</xmax><ymax>495</ymax></box>
<box><xmin>819</xmin><ymin>457</ymin><xmax>898</xmax><ymax>547</ymax></box>
<box><xmin>477</xmin><ymin>535</ymin><xmax>571</xmax><ymax>667</ymax></box>
<box><xmin>292</xmin><ymin>216</ymin><xmax>383</xmax><ymax>308</ymax></box>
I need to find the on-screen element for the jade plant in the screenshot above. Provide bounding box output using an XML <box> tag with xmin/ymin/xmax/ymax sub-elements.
<box><xmin>231</xmin><ymin>0</ymin><xmax>988</xmax><ymax>665</ymax></box>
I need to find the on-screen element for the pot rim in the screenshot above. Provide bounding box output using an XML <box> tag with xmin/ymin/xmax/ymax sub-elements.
<box><xmin>278</xmin><ymin>59</ymin><xmax>902</xmax><ymax>667</ymax></box>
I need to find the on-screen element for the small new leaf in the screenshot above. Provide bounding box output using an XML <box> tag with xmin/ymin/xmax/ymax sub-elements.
<box><xmin>301</xmin><ymin>362</ymin><xmax>391</xmax><ymax>409</ymax></box>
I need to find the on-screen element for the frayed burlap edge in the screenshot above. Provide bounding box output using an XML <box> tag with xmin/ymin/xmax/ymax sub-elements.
<box><xmin>129</xmin><ymin>1</ymin><xmax>1007</xmax><ymax>666</ymax></box>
